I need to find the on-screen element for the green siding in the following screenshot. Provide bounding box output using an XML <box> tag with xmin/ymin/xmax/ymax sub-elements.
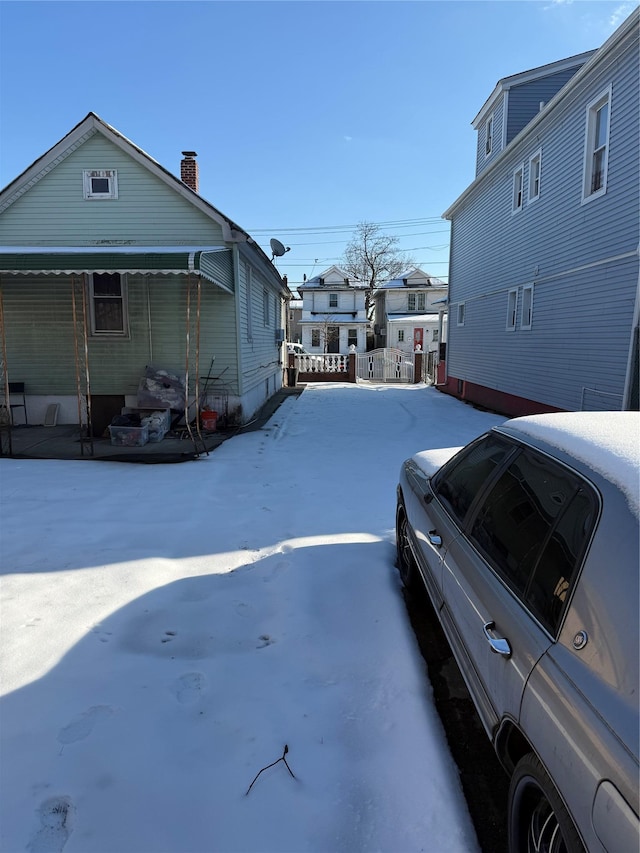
<box><xmin>1</xmin><ymin>274</ymin><xmax>239</xmax><ymax>396</ymax></box>
<box><xmin>0</xmin><ymin>133</ymin><xmax>225</xmax><ymax>246</ymax></box>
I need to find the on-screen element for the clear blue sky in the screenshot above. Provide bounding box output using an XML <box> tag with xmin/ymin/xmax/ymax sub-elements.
<box><xmin>0</xmin><ymin>0</ymin><xmax>633</xmax><ymax>288</ymax></box>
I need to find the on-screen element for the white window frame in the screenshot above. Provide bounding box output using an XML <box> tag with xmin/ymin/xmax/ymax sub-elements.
<box><xmin>397</xmin><ymin>329</ymin><xmax>405</xmax><ymax>343</ymax></box>
<box><xmin>263</xmin><ymin>288</ymin><xmax>270</xmax><ymax>326</ymax></box>
<box><xmin>506</xmin><ymin>288</ymin><xmax>518</xmax><ymax>331</ymax></box>
<box><xmin>521</xmin><ymin>284</ymin><xmax>534</xmax><ymax>330</ymax></box>
<box><xmin>485</xmin><ymin>114</ymin><xmax>494</xmax><ymax>157</ymax></box>
<box><xmin>582</xmin><ymin>86</ymin><xmax>612</xmax><ymax>204</ymax></box>
<box><xmin>512</xmin><ymin>164</ymin><xmax>524</xmax><ymax>213</ymax></box>
<box><xmin>311</xmin><ymin>328</ymin><xmax>320</xmax><ymax>347</ymax></box>
<box><xmin>417</xmin><ymin>293</ymin><xmax>426</xmax><ymax>311</ymax></box>
<box><xmin>347</xmin><ymin>328</ymin><xmax>357</xmax><ymax>348</ymax></box>
<box><xmin>407</xmin><ymin>293</ymin><xmax>416</xmax><ymax>311</ymax></box>
<box><xmin>329</xmin><ymin>293</ymin><xmax>338</xmax><ymax>308</ymax></box>
<box><xmin>528</xmin><ymin>149</ymin><xmax>542</xmax><ymax>202</ymax></box>
<box><xmin>83</xmin><ymin>169</ymin><xmax>118</xmax><ymax>199</ymax></box>
<box><xmin>457</xmin><ymin>302</ymin><xmax>465</xmax><ymax>327</ymax></box>
<box><xmin>89</xmin><ymin>272</ymin><xmax>128</xmax><ymax>336</ymax></box>
<box><xmin>433</xmin><ymin>329</ymin><xmax>439</xmax><ymax>343</ymax></box>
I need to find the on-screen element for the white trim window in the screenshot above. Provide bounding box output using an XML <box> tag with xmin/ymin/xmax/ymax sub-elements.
<box><xmin>417</xmin><ymin>293</ymin><xmax>426</xmax><ymax>311</ymax></box>
<box><xmin>528</xmin><ymin>149</ymin><xmax>542</xmax><ymax>202</ymax></box>
<box><xmin>408</xmin><ymin>293</ymin><xmax>416</xmax><ymax>311</ymax></box>
<box><xmin>506</xmin><ymin>288</ymin><xmax>518</xmax><ymax>331</ymax></box>
<box><xmin>89</xmin><ymin>273</ymin><xmax>128</xmax><ymax>335</ymax></box>
<box><xmin>485</xmin><ymin>114</ymin><xmax>494</xmax><ymax>157</ymax></box>
<box><xmin>512</xmin><ymin>165</ymin><xmax>524</xmax><ymax>213</ymax></box>
<box><xmin>397</xmin><ymin>329</ymin><xmax>405</xmax><ymax>343</ymax></box>
<box><xmin>521</xmin><ymin>284</ymin><xmax>534</xmax><ymax>330</ymax></box>
<box><xmin>311</xmin><ymin>329</ymin><xmax>320</xmax><ymax>347</ymax></box>
<box><xmin>457</xmin><ymin>302</ymin><xmax>466</xmax><ymax>327</ymax></box>
<box><xmin>582</xmin><ymin>87</ymin><xmax>611</xmax><ymax>202</ymax></box>
<box><xmin>329</xmin><ymin>293</ymin><xmax>338</xmax><ymax>308</ymax></box>
<box><xmin>83</xmin><ymin>169</ymin><xmax>118</xmax><ymax>199</ymax></box>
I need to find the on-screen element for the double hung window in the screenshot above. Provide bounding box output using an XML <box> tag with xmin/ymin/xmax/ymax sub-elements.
<box><xmin>90</xmin><ymin>273</ymin><xmax>127</xmax><ymax>335</ymax></box>
<box><xmin>583</xmin><ymin>87</ymin><xmax>611</xmax><ymax>202</ymax></box>
<box><xmin>512</xmin><ymin>165</ymin><xmax>524</xmax><ymax>212</ymax></box>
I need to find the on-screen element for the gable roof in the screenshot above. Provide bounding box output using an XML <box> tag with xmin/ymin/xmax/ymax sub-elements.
<box><xmin>299</xmin><ymin>265</ymin><xmax>367</xmax><ymax>289</ymax></box>
<box><xmin>0</xmin><ymin>112</ymin><xmax>286</xmax><ymax>286</ymax></box>
<box><xmin>379</xmin><ymin>266</ymin><xmax>447</xmax><ymax>289</ymax></box>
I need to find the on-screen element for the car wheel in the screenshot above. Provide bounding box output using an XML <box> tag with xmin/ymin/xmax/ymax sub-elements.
<box><xmin>508</xmin><ymin>753</ymin><xmax>584</xmax><ymax>853</ymax></box>
<box><xmin>396</xmin><ymin>506</ymin><xmax>417</xmax><ymax>589</ymax></box>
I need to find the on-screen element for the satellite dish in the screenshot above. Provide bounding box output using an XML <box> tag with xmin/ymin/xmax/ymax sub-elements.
<box><xmin>270</xmin><ymin>238</ymin><xmax>291</xmax><ymax>261</ymax></box>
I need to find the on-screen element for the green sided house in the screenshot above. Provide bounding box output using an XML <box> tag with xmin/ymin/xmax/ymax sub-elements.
<box><xmin>0</xmin><ymin>112</ymin><xmax>289</xmax><ymax>443</ymax></box>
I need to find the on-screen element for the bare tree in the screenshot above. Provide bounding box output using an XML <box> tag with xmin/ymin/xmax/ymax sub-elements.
<box><xmin>341</xmin><ymin>221</ymin><xmax>414</xmax><ymax>318</ymax></box>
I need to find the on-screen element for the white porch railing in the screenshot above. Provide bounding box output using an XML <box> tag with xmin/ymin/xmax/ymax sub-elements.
<box><xmin>294</xmin><ymin>354</ymin><xmax>350</xmax><ymax>373</ymax></box>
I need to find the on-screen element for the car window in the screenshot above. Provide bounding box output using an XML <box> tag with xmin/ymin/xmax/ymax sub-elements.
<box><xmin>433</xmin><ymin>433</ymin><xmax>513</xmax><ymax>526</ymax></box>
<box><xmin>469</xmin><ymin>448</ymin><xmax>596</xmax><ymax>634</ymax></box>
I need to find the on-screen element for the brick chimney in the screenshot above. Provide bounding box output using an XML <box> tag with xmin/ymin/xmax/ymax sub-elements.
<box><xmin>180</xmin><ymin>151</ymin><xmax>199</xmax><ymax>192</ymax></box>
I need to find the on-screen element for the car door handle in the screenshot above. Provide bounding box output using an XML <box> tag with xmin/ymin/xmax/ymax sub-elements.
<box><xmin>428</xmin><ymin>530</ymin><xmax>442</xmax><ymax>547</ymax></box>
<box><xmin>483</xmin><ymin>621</ymin><xmax>512</xmax><ymax>658</ymax></box>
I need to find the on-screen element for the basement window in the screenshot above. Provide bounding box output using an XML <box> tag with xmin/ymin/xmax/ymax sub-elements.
<box><xmin>89</xmin><ymin>273</ymin><xmax>128</xmax><ymax>335</ymax></box>
<box><xmin>83</xmin><ymin>169</ymin><xmax>118</xmax><ymax>199</ymax></box>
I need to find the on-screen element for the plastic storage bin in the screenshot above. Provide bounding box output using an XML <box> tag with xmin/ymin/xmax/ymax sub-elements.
<box><xmin>108</xmin><ymin>424</ymin><xmax>149</xmax><ymax>447</ymax></box>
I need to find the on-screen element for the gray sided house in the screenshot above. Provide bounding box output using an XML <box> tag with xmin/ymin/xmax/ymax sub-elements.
<box><xmin>0</xmin><ymin>113</ymin><xmax>288</xmax><ymax>435</ymax></box>
<box><xmin>441</xmin><ymin>9</ymin><xmax>639</xmax><ymax>416</ymax></box>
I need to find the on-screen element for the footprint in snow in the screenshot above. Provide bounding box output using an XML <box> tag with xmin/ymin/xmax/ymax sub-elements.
<box><xmin>57</xmin><ymin>705</ymin><xmax>116</xmax><ymax>746</ymax></box>
<box><xmin>257</xmin><ymin>634</ymin><xmax>275</xmax><ymax>648</ymax></box>
<box><xmin>172</xmin><ymin>672</ymin><xmax>207</xmax><ymax>704</ymax></box>
<box><xmin>27</xmin><ymin>796</ymin><xmax>75</xmax><ymax>853</ymax></box>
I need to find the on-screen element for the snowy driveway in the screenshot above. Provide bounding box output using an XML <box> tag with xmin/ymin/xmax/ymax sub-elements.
<box><xmin>1</xmin><ymin>384</ymin><xmax>505</xmax><ymax>853</ymax></box>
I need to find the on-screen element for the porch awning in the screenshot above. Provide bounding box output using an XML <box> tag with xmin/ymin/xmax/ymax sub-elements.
<box><xmin>0</xmin><ymin>246</ymin><xmax>233</xmax><ymax>290</ymax></box>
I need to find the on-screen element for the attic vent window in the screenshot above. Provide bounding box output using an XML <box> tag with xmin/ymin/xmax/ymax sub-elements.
<box><xmin>83</xmin><ymin>169</ymin><xmax>118</xmax><ymax>199</ymax></box>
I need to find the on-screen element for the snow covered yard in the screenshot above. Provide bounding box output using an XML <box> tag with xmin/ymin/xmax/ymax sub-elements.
<box><xmin>0</xmin><ymin>383</ymin><xmax>505</xmax><ymax>853</ymax></box>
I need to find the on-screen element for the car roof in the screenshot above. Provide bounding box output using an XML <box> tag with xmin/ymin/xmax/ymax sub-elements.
<box><xmin>495</xmin><ymin>412</ymin><xmax>640</xmax><ymax>518</ymax></box>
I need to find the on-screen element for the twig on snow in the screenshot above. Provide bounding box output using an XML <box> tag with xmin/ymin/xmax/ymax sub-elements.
<box><xmin>245</xmin><ymin>744</ymin><xmax>296</xmax><ymax>796</ymax></box>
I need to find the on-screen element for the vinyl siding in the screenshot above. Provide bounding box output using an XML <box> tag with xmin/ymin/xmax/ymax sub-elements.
<box><xmin>448</xmin><ymin>25</ymin><xmax>639</xmax><ymax>412</ymax></box>
<box><xmin>0</xmin><ymin>133</ymin><xmax>225</xmax><ymax>246</ymax></box>
<box><xmin>506</xmin><ymin>68</ymin><xmax>584</xmax><ymax>144</ymax></box>
<box><xmin>237</xmin><ymin>254</ymin><xmax>282</xmax><ymax>398</ymax></box>
<box><xmin>0</xmin><ymin>273</ymin><xmax>239</xmax><ymax>396</ymax></box>
<box><xmin>475</xmin><ymin>95</ymin><xmax>505</xmax><ymax>177</ymax></box>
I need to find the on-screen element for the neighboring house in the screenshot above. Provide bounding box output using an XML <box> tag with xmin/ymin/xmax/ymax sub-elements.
<box><xmin>298</xmin><ymin>266</ymin><xmax>369</xmax><ymax>353</ymax></box>
<box><xmin>372</xmin><ymin>267</ymin><xmax>448</xmax><ymax>354</ymax></box>
<box><xmin>440</xmin><ymin>9</ymin><xmax>639</xmax><ymax>416</ymax></box>
<box><xmin>287</xmin><ymin>292</ymin><xmax>303</xmax><ymax>344</ymax></box>
<box><xmin>0</xmin><ymin>113</ymin><xmax>288</xmax><ymax>433</ymax></box>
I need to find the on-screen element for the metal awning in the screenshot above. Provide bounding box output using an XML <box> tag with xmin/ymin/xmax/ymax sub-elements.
<box><xmin>0</xmin><ymin>246</ymin><xmax>232</xmax><ymax>288</ymax></box>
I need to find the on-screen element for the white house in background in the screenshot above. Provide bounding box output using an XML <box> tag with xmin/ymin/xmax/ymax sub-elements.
<box><xmin>372</xmin><ymin>267</ymin><xmax>448</xmax><ymax>353</ymax></box>
<box><xmin>298</xmin><ymin>266</ymin><xmax>369</xmax><ymax>353</ymax></box>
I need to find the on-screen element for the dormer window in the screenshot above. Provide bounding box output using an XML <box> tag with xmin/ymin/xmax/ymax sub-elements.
<box><xmin>485</xmin><ymin>114</ymin><xmax>494</xmax><ymax>156</ymax></box>
<box><xmin>83</xmin><ymin>169</ymin><xmax>118</xmax><ymax>199</ymax></box>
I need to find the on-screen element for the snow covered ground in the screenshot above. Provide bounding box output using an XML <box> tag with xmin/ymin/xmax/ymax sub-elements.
<box><xmin>0</xmin><ymin>383</ymin><xmax>505</xmax><ymax>853</ymax></box>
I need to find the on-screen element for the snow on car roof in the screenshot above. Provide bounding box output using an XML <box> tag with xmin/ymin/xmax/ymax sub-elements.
<box><xmin>502</xmin><ymin>412</ymin><xmax>640</xmax><ymax>517</ymax></box>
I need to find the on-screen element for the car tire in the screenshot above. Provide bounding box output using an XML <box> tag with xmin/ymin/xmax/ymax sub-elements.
<box><xmin>508</xmin><ymin>753</ymin><xmax>584</xmax><ymax>853</ymax></box>
<box><xmin>396</xmin><ymin>505</ymin><xmax>418</xmax><ymax>590</ymax></box>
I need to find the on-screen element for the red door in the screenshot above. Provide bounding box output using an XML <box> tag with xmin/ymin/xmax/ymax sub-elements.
<box><xmin>413</xmin><ymin>328</ymin><xmax>424</xmax><ymax>350</ymax></box>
